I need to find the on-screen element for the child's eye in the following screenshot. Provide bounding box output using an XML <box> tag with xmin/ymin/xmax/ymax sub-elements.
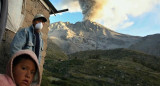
<box><xmin>22</xmin><ymin>67</ymin><xmax>27</xmax><ymax>70</ymax></box>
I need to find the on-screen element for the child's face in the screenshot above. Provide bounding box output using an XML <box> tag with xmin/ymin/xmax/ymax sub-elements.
<box><xmin>13</xmin><ymin>59</ymin><xmax>36</xmax><ymax>86</ymax></box>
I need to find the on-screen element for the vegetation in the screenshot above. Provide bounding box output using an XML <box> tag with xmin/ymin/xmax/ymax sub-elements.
<box><xmin>41</xmin><ymin>41</ymin><xmax>160</xmax><ymax>86</ymax></box>
<box><xmin>46</xmin><ymin>39</ymin><xmax>68</xmax><ymax>61</ymax></box>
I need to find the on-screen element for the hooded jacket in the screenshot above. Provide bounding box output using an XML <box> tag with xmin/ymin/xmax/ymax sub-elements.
<box><xmin>0</xmin><ymin>50</ymin><xmax>41</xmax><ymax>86</ymax></box>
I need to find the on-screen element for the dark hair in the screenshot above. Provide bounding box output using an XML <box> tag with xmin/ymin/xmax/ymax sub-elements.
<box><xmin>13</xmin><ymin>54</ymin><xmax>37</xmax><ymax>70</ymax></box>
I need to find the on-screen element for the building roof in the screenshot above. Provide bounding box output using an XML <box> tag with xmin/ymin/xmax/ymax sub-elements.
<box><xmin>43</xmin><ymin>0</ymin><xmax>68</xmax><ymax>14</ymax></box>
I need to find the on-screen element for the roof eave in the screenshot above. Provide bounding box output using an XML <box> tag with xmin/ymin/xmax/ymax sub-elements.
<box><xmin>43</xmin><ymin>0</ymin><xmax>68</xmax><ymax>14</ymax></box>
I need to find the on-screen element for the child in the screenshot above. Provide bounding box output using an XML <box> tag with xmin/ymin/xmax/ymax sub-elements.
<box><xmin>0</xmin><ymin>50</ymin><xmax>40</xmax><ymax>86</ymax></box>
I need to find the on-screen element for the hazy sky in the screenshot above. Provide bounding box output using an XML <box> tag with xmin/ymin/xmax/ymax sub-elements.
<box><xmin>49</xmin><ymin>0</ymin><xmax>160</xmax><ymax>36</ymax></box>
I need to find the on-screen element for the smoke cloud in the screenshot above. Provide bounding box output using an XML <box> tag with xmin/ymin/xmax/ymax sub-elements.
<box><xmin>78</xmin><ymin>0</ymin><xmax>108</xmax><ymax>21</ymax></box>
<box><xmin>54</xmin><ymin>0</ymin><xmax>160</xmax><ymax>30</ymax></box>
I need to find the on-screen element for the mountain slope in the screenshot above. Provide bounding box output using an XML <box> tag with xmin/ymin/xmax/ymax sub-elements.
<box><xmin>49</xmin><ymin>20</ymin><xmax>140</xmax><ymax>54</ymax></box>
<box><xmin>46</xmin><ymin>38</ymin><xmax>68</xmax><ymax>60</ymax></box>
<box><xmin>43</xmin><ymin>48</ymin><xmax>160</xmax><ymax>86</ymax></box>
<box><xmin>129</xmin><ymin>34</ymin><xmax>160</xmax><ymax>56</ymax></box>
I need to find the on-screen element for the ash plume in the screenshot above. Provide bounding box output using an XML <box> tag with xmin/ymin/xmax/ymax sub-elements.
<box><xmin>54</xmin><ymin>0</ymin><xmax>160</xmax><ymax>30</ymax></box>
<box><xmin>78</xmin><ymin>0</ymin><xmax>108</xmax><ymax>21</ymax></box>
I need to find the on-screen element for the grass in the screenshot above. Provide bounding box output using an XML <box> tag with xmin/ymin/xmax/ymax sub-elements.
<box><xmin>41</xmin><ymin>40</ymin><xmax>160</xmax><ymax>86</ymax></box>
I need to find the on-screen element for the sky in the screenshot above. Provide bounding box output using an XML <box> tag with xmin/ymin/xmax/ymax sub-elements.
<box><xmin>49</xmin><ymin>0</ymin><xmax>160</xmax><ymax>37</ymax></box>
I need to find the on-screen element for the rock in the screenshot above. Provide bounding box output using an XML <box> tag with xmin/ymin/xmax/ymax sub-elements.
<box><xmin>49</xmin><ymin>20</ymin><xmax>141</xmax><ymax>54</ymax></box>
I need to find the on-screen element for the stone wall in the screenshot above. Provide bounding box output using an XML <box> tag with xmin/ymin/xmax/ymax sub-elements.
<box><xmin>0</xmin><ymin>0</ymin><xmax>50</xmax><ymax>80</ymax></box>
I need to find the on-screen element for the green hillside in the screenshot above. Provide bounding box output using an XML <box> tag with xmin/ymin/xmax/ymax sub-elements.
<box><xmin>46</xmin><ymin>39</ymin><xmax>68</xmax><ymax>61</ymax></box>
<box><xmin>42</xmin><ymin>48</ymin><xmax>160</xmax><ymax>86</ymax></box>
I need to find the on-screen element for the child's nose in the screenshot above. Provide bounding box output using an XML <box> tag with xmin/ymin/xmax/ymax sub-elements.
<box><xmin>25</xmin><ymin>71</ymin><xmax>31</xmax><ymax>78</ymax></box>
